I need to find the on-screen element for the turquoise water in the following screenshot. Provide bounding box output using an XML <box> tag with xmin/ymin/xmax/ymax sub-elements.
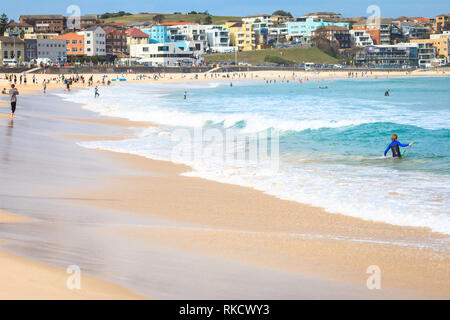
<box><xmin>59</xmin><ymin>77</ymin><xmax>450</xmax><ymax>234</ymax></box>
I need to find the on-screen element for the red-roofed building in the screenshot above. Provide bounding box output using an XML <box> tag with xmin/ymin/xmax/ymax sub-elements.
<box><xmin>125</xmin><ymin>28</ymin><xmax>149</xmax><ymax>52</ymax></box>
<box><xmin>4</xmin><ymin>21</ymin><xmax>34</xmax><ymax>37</ymax></box>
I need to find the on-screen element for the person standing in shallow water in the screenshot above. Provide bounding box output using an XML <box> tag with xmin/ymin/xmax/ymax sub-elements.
<box><xmin>384</xmin><ymin>134</ymin><xmax>413</xmax><ymax>158</ymax></box>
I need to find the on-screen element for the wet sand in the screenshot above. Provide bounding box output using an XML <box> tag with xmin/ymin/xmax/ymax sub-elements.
<box><xmin>0</xmin><ymin>211</ymin><xmax>141</xmax><ymax>299</ymax></box>
<box><xmin>0</xmin><ymin>86</ymin><xmax>449</xmax><ymax>299</ymax></box>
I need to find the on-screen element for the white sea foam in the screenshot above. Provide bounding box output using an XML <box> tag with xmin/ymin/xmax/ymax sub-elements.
<box><xmin>62</xmin><ymin>80</ymin><xmax>450</xmax><ymax>235</ymax></box>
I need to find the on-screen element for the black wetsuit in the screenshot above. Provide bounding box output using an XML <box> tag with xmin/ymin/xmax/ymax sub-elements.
<box><xmin>384</xmin><ymin>141</ymin><xmax>409</xmax><ymax>158</ymax></box>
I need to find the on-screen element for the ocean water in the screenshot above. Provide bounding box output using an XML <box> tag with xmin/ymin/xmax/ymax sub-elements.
<box><xmin>56</xmin><ymin>77</ymin><xmax>450</xmax><ymax>234</ymax></box>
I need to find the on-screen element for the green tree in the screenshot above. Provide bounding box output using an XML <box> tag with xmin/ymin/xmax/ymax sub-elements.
<box><xmin>0</xmin><ymin>13</ymin><xmax>9</xmax><ymax>35</ymax></box>
<box><xmin>272</xmin><ymin>10</ymin><xmax>293</xmax><ymax>18</ymax></box>
<box><xmin>203</xmin><ymin>15</ymin><xmax>213</xmax><ymax>25</ymax></box>
<box><xmin>152</xmin><ymin>14</ymin><xmax>165</xmax><ymax>24</ymax></box>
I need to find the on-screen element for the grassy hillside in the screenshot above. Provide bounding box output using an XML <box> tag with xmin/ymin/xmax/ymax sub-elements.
<box><xmin>204</xmin><ymin>47</ymin><xmax>340</xmax><ymax>65</ymax></box>
<box><xmin>103</xmin><ymin>13</ymin><xmax>241</xmax><ymax>25</ymax></box>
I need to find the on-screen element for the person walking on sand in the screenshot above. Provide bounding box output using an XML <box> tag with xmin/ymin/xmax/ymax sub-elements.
<box><xmin>43</xmin><ymin>80</ymin><xmax>47</xmax><ymax>94</ymax></box>
<box><xmin>3</xmin><ymin>84</ymin><xmax>19</xmax><ymax>123</ymax></box>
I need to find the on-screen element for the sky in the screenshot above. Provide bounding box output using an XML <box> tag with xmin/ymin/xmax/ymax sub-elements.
<box><xmin>3</xmin><ymin>0</ymin><xmax>450</xmax><ymax>21</ymax></box>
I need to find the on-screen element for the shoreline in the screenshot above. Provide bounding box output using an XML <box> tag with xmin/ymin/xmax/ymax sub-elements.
<box><xmin>0</xmin><ymin>69</ymin><xmax>449</xmax><ymax>98</ymax></box>
<box><xmin>0</xmin><ymin>78</ymin><xmax>449</xmax><ymax>299</ymax></box>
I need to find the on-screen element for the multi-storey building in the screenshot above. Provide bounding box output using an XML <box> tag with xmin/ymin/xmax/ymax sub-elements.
<box><xmin>353</xmin><ymin>19</ymin><xmax>393</xmax><ymax>45</ymax></box>
<box><xmin>287</xmin><ymin>18</ymin><xmax>349</xmax><ymax>43</ymax></box>
<box><xmin>4</xmin><ymin>22</ymin><xmax>34</xmax><ymax>37</ymax></box>
<box><xmin>226</xmin><ymin>22</ymin><xmax>260</xmax><ymax>51</ymax></box>
<box><xmin>130</xmin><ymin>43</ymin><xmax>197</xmax><ymax>67</ymax></box>
<box><xmin>242</xmin><ymin>15</ymin><xmax>272</xmax><ymax>25</ymax></box>
<box><xmin>313</xmin><ymin>26</ymin><xmax>351</xmax><ymax>48</ymax></box>
<box><xmin>125</xmin><ymin>28</ymin><xmax>150</xmax><ymax>52</ymax></box>
<box><xmin>54</xmin><ymin>33</ymin><xmax>85</xmax><ymax>56</ymax></box>
<box><xmin>19</xmin><ymin>15</ymin><xmax>64</xmax><ymax>33</ymax></box>
<box><xmin>411</xmin><ymin>37</ymin><xmax>447</xmax><ymax>63</ymax></box>
<box><xmin>205</xmin><ymin>25</ymin><xmax>235</xmax><ymax>53</ymax></box>
<box><xmin>142</xmin><ymin>26</ymin><xmax>169</xmax><ymax>43</ymax></box>
<box><xmin>104</xmin><ymin>28</ymin><xmax>128</xmax><ymax>56</ymax></box>
<box><xmin>434</xmin><ymin>14</ymin><xmax>449</xmax><ymax>32</ymax></box>
<box><xmin>0</xmin><ymin>36</ymin><xmax>25</xmax><ymax>64</ymax></box>
<box><xmin>355</xmin><ymin>43</ymin><xmax>419</xmax><ymax>68</ymax></box>
<box><xmin>400</xmin><ymin>23</ymin><xmax>429</xmax><ymax>39</ymax></box>
<box><xmin>77</xmin><ymin>26</ymin><xmax>106</xmax><ymax>56</ymax></box>
<box><xmin>350</xmin><ymin>29</ymin><xmax>374</xmax><ymax>47</ymax></box>
<box><xmin>24</xmin><ymin>38</ymin><xmax>67</xmax><ymax>63</ymax></box>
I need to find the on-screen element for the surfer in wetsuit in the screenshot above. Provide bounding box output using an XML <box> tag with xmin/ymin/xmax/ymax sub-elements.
<box><xmin>384</xmin><ymin>134</ymin><xmax>413</xmax><ymax>158</ymax></box>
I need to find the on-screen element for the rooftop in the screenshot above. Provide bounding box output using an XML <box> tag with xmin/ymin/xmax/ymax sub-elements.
<box><xmin>0</xmin><ymin>36</ymin><xmax>25</xmax><ymax>43</ymax></box>
<box><xmin>20</xmin><ymin>14</ymin><xmax>64</xmax><ymax>20</ymax></box>
<box><xmin>7</xmin><ymin>21</ymin><xmax>33</xmax><ymax>28</ymax></box>
<box><xmin>318</xmin><ymin>25</ymin><xmax>349</xmax><ymax>31</ymax></box>
<box><xmin>125</xmin><ymin>28</ymin><xmax>150</xmax><ymax>38</ymax></box>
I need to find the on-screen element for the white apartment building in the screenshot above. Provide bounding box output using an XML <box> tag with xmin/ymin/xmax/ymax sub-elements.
<box><xmin>416</xmin><ymin>42</ymin><xmax>436</xmax><ymax>67</ymax></box>
<box><xmin>350</xmin><ymin>30</ymin><xmax>374</xmax><ymax>47</ymax></box>
<box><xmin>242</xmin><ymin>15</ymin><xmax>272</xmax><ymax>25</ymax></box>
<box><xmin>130</xmin><ymin>43</ymin><xmax>199</xmax><ymax>67</ymax></box>
<box><xmin>77</xmin><ymin>26</ymin><xmax>106</xmax><ymax>56</ymax></box>
<box><xmin>205</xmin><ymin>25</ymin><xmax>236</xmax><ymax>53</ymax></box>
<box><xmin>168</xmin><ymin>24</ymin><xmax>208</xmax><ymax>49</ymax></box>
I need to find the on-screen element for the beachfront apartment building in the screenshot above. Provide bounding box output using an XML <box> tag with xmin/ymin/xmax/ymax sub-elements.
<box><xmin>19</xmin><ymin>15</ymin><xmax>65</xmax><ymax>33</ymax></box>
<box><xmin>267</xmin><ymin>24</ymin><xmax>288</xmax><ymax>43</ymax></box>
<box><xmin>24</xmin><ymin>38</ymin><xmax>67</xmax><ymax>63</ymax></box>
<box><xmin>54</xmin><ymin>33</ymin><xmax>85</xmax><ymax>56</ymax></box>
<box><xmin>77</xmin><ymin>27</ymin><xmax>106</xmax><ymax>56</ymax></box>
<box><xmin>287</xmin><ymin>18</ymin><xmax>349</xmax><ymax>43</ymax></box>
<box><xmin>350</xmin><ymin>29</ymin><xmax>374</xmax><ymax>47</ymax></box>
<box><xmin>165</xmin><ymin>23</ymin><xmax>209</xmax><ymax>49</ymax></box>
<box><xmin>125</xmin><ymin>28</ymin><xmax>150</xmax><ymax>53</ymax></box>
<box><xmin>205</xmin><ymin>25</ymin><xmax>236</xmax><ymax>53</ymax></box>
<box><xmin>4</xmin><ymin>22</ymin><xmax>34</xmax><ymax>37</ymax></box>
<box><xmin>104</xmin><ymin>28</ymin><xmax>128</xmax><ymax>56</ymax></box>
<box><xmin>355</xmin><ymin>43</ymin><xmax>419</xmax><ymax>68</ymax></box>
<box><xmin>411</xmin><ymin>34</ymin><xmax>450</xmax><ymax>62</ymax></box>
<box><xmin>0</xmin><ymin>36</ymin><xmax>25</xmax><ymax>64</ymax></box>
<box><xmin>226</xmin><ymin>22</ymin><xmax>262</xmax><ymax>51</ymax></box>
<box><xmin>142</xmin><ymin>26</ymin><xmax>170</xmax><ymax>43</ymax></box>
<box><xmin>130</xmin><ymin>43</ymin><xmax>197</xmax><ymax>67</ymax></box>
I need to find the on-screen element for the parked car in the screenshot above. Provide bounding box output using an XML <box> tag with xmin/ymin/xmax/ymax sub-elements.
<box><xmin>2</xmin><ymin>59</ymin><xmax>18</xmax><ymax>67</ymax></box>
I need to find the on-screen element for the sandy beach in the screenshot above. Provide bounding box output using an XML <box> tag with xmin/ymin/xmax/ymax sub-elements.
<box><xmin>0</xmin><ymin>70</ymin><xmax>449</xmax><ymax>299</ymax></box>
